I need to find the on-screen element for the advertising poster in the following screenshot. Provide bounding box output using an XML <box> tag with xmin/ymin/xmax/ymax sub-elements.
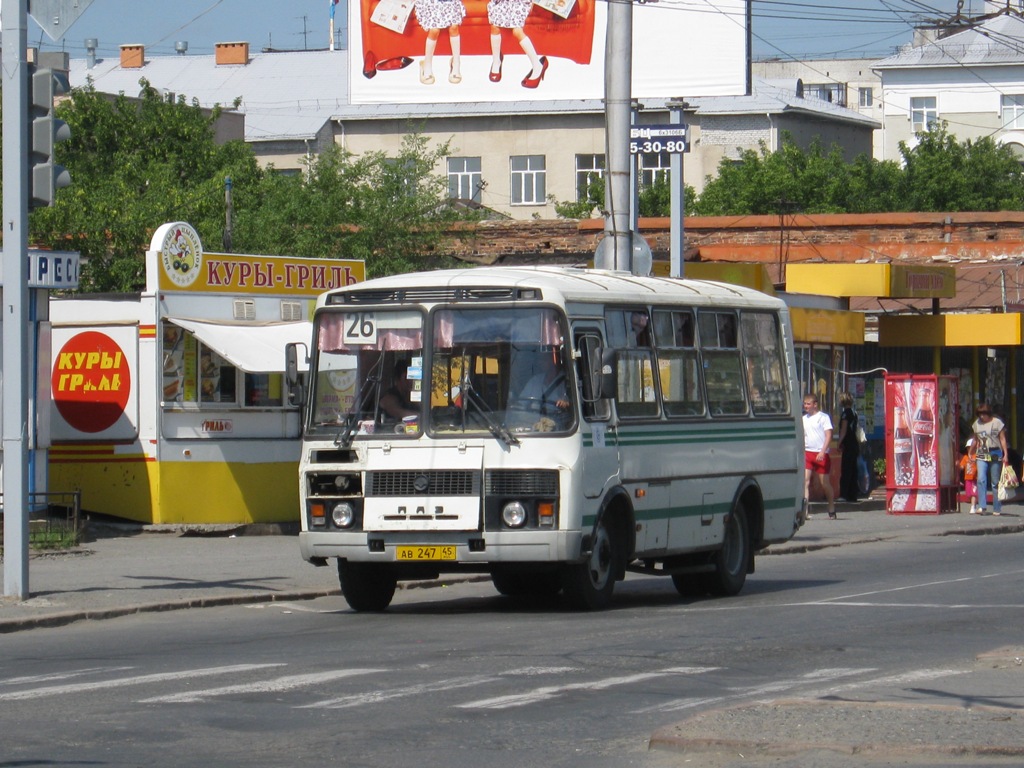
<box><xmin>350</xmin><ymin>0</ymin><xmax>749</xmax><ymax>104</ymax></box>
<box><xmin>885</xmin><ymin>375</ymin><xmax>958</xmax><ymax>514</ymax></box>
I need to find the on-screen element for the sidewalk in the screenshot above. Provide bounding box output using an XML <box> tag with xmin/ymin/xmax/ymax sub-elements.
<box><xmin>2</xmin><ymin>494</ymin><xmax>1022</xmax><ymax>634</ymax></box>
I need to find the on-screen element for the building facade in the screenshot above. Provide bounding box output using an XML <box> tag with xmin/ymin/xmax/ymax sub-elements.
<box><xmin>874</xmin><ymin>10</ymin><xmax>1024</xmax><ymax>162</ymax></box>
<box><xmin>67</xmin><ymin>42</ymin><xmax>876</xmax><ymax>220</ymax></box>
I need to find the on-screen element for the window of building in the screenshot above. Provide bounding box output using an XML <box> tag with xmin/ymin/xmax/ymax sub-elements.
<box><xmin>510</xmin><ymin>155</ymin><xmax>546</xmax><ymax>205</ymax></box>
<box><xmin>859</xmin><ymin>87</ymin><xmax>873</xmax><ymax>108</ymax></box>
<box><xmin>910</xmin><ymin>96</ymin><xmax>938</xmax><ymax>133</ymax></box>
<box><xmin>807</xmin><ymin>82</ymin><xmax>847</xmax><ymax>107</ymax></box>
<box><xmin>162</xmin><ymin>322</ymin><xmax>285</xmax><ymax>409</ymax></box>
<box><xmin>1001</xmin><ymin>94</ymin><xmax>1024</xmax><ymax>130</ymax></box>
<box><xmin>639</xmin><ymin>151</ymin><xmax>670</xmax><ymax>188</ymax></box>
<box><xmin>383</xmin><ymin>157</ymin><xmax>417</xmax><ymax>199</ymax></box>
<box><xmin>575</xmin><ymin>154</ymin><xmax>605</xmax><ymax>202</ymax></box>
<box><xmin>794</xmin><ymin>343</ymin><xmax>846</xmax><ymax>419</ymax></box>
<box><xmin>448</xmin><ymin>156</ymin><xmax>482</xmax><ymax>202</ymax></box>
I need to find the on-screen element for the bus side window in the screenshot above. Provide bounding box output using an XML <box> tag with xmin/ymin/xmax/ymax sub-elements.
<box><xmin>699</xmin><ymin>310</ymin><xmax>748</xmax><ymax>416</ymax></box>
<box><xmin>604</xmin><ymin>309</ymin><xmax>659</xmax><ymax>419</ymax></box>
<box><xmin>653</xmin><ymin>309</ymin><xmax>705</xmax><ymax>418</ymax></box>
<box><xmin>575</xmin><ymin>330</ymin><xmax>611</xmax><ymax>421</ymax></box>
<box><xmin>741</xmin><ymin>311</ymin><xmax>789</xmax><ymax>415</ymax></box>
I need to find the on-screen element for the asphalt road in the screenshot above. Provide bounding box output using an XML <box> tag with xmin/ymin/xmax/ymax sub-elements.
<box><xmin>2</xmin><ymin>532</ymin><xmax>1022</xmax><ymax>768</ymax></box>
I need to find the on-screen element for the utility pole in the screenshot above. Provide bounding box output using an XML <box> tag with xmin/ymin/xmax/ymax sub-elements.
<box><xmin>2</xmin><ymin>0</ymin><xmax>32</xmax><ymax>599</ymax></box>
<box><xmin>4</xmin><ymin>0</ymin><xmax>88</xmax><ymax>598</ymax></box>
<box><xmin>597</xmin><ymin>0</ymin><xmax>634</xmax><ymax>272</ymax></box>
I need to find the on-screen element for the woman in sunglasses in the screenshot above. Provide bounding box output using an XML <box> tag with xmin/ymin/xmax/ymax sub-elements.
<box><xmin>972</xmin><ymin>403</ymin><xmax>1009</xmax><ymax>515</ymax></box>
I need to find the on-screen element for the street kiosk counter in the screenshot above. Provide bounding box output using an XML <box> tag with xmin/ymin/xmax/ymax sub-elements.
<box><xmin>47</xmin><ymin>222</ymin><xmax>364</xmax><ymax>524</ymax></box>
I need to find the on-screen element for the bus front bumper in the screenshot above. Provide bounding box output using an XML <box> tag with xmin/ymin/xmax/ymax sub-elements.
<box><xmin>299</xmin><ymin>529</ymin><xmax>583</xmax><ymax>566</ymax></box>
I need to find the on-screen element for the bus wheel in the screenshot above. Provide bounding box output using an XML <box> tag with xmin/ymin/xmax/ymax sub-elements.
<box><xmin>337</xmin><ymin>560</ymin><xmax>397</xmax><ymax>612</ymax></box>
<box><xmin>491</xmin><ymin>569</ymin><xmax>562</xmax><ymax>597</ymax></box>
<box><xmin>706</xmin><ymin>504</ymin><xmax>750</xmax><ymax>596</ymax></box>
<box><xmin>561</xmin><ymin>516</ymin><xmax>617</xmax><ymax>610</ymax></box>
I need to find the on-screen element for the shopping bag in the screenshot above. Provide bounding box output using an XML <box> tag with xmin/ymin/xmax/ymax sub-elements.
<box><xmin>997</xmin><ymin>465</ymin><xmax>1018</xmax><ymax>501</ymax></box>
<box><xmin>857</xmin><ymin>455</ymin><xmax>870</xmax><ymax>496</ymax></box>
<box><xmin>370</xmin><ymin>0</ymin><xmax>414</xmax><ymax>33</ymax></box>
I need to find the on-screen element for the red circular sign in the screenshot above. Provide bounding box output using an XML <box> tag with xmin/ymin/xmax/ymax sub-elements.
<box><xmin>52</xmin><ymin>331</ymin><xmax>132</xmax><ymax>433</ymax></box>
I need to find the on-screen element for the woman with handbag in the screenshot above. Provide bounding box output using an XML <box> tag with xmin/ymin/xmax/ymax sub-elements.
<box><xmin>837</xmin><ymin>392</ymin><xmax>860</xmax><ymax>503</ymax></box>
<box><xmin>973</xmin><ymin>403</ymin><xmax>1009</xmax><ymax>515</ymax></box>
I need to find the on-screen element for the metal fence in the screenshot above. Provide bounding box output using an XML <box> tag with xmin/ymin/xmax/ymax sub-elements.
<box><xmin>0</xmin><ymin>491</ymin><xmax>82</xmax><ymax>548</ymax></box>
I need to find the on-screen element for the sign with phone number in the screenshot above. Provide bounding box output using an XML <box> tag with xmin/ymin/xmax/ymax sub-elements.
<box><xmin>629</xmin><ymin>124</ymin><xmax>690</xmax><ymax>155</ymax></box>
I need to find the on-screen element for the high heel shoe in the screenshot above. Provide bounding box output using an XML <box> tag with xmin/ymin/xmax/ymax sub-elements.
<box><xmin>419</xmin><ymin>61</ymin><xmax>435</xmax><ymax>85</ymax></box>
<box><xmin>489</xmin><ymin>53</ymin><xmax>503</xmax><ymax>83</ymax></box>
<box><xmin>449</xmin><ymin>59</ymin><xmax>462</xmax><ymax>84</ymax></box>
<box><xmin>521</xmin><ymin>56</ymin><xmax>548</xmax><ymax>89</ymax></box>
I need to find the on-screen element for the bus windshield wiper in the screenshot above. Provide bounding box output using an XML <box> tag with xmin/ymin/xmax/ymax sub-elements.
<box><xmin>334</xmin><ymin>357</ymin><xmax>385</xmax><ymax>449</ymax></box>
<box><xmin>462</xmin><ymin>377</ymin><xmax>520</xmax><ymax>448</ymax></box>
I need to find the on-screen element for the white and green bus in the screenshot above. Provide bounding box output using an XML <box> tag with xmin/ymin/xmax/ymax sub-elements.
<box><xmin>290</xmin><ymin>266</ymin><xmax>804</xmax><ymax>611</ymax></box>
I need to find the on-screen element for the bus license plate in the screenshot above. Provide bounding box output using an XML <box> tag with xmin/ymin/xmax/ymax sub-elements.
<box><xmin>395</xmin><ymin>545</ymin><xmax>457</xmax><ymax>561</ymax></box>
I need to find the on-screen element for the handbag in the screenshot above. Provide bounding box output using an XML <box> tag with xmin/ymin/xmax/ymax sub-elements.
<box><xmin>997</xmin><ymin>464</ymin><xmax>1018</xmax><ymax>501</ymax></box>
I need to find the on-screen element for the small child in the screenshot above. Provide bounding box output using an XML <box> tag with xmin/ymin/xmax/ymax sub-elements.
<box><xmin>960</xmin><ymin>438</ymin><xmax>979</xmax><ymax>514</ymax></box>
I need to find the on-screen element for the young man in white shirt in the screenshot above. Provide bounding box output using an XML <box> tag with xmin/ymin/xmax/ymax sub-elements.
<box><xmin>803</xmin><ymin>394</ymin><xmax>836</xmax><ymax>519</ymax></box>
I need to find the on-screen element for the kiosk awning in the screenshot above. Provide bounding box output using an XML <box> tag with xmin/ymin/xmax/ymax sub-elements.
<box><xmin>170</xmin><ymin>319</ymin><xmax>312</xmax><ymax>372</ymax></box>
<box><xmin>878</xmin><ymin>313</ymin><xmax>1024</xmax><ymax>347</ymax></box>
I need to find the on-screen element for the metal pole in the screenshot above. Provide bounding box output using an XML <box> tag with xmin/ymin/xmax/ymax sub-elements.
<box><xmin>600</xmin><ymin>0</ymin><xmax>633</xmax><ymax>272</ymax></box>
<box><xmin>630</xmin><ymin>103</ymin><xmax>639</xmax><ymax>233</ymax></box>
<box><xmin>2</xmin><ymin>0</ymin><xmax>32</xmax><ymax>599</ymax></box>
<box><xmin>669</xmin><ymin>106</ymin><xmax>685</xmax><ymax>278</ymax></box>
<box><xmin>224</xmin><ymin>177</ymin><xmax>234</xmax><ymax>253</ymax></box>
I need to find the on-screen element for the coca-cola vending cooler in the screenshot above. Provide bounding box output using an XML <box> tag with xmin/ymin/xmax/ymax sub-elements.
<box><xmin>885</xmin><ymin>374</ymin><xmax>959</xmax><ymax>514</ymax></box>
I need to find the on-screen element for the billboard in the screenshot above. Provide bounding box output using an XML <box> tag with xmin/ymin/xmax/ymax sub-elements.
<box><xmin>350</xmin><ymin>0</ymin><xmax>749</xmax><ymax>104</ymax></box>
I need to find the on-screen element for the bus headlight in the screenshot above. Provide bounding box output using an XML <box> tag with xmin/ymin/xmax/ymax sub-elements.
<box><xmin>501</xmin><ymin>501</ymin><xmax>527</xmax><ymax>528</ymax></box>
<box><xmin>331</xmin><ymin>502</ymin><xmax>355</xmax><ymax>528</ymax></box>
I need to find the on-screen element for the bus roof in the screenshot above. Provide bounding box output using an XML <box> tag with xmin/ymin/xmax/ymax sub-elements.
<box><xmin>320</xmin><ymin>266</ymin><xmax>785</xmax><ymax>310</ymax></box>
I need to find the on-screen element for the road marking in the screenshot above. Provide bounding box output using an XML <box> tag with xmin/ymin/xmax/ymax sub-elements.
<box><xmin>0</xmin><ymin>664</ymin><xmax>283</xmax><ymax>702</ymax></box>
<box><xmin>140</xmin><ymin>668</ymin><xmax>385</xmax><ymax>704</ymax></box>
<box><xmin>1</xmin><ymin>667</ymin><xmax>135</xmax><ymax>686</ymax></box>
<box><xmin>301</xmin><ymin>674</ymin><xmax>502</xmax><ymax>709</ymax></box>
<box><xmin>815</xmin><ymin>570</ymin><xmax>1024</xmax><ymax>604</ymax></box>
<box><xmin>632</xmin><ymin>667</ymin><xmax>874</xmax><ymax>714</ymax></box>
<box><xmin>501</xmin><ymin>666</ymin><xmax>581</xmax><ymax>676</ymax></box>
<box><xmin>458</xmin><ymin>667</ymin><xmax>719</xmax><ymax>710</ymax></box>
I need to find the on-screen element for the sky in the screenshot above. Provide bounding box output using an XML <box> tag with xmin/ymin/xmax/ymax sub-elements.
<box><xmin>24</xmin><ymin>0</ymin><xmax>977</xmax><ymax>63</ymax></box>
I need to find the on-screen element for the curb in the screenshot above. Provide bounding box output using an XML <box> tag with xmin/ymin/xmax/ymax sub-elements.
<box><xmin>649</xmin><ymin>698</ymin><xmax>1024</xmax><ymax>761</ymax></box>
<box><xmin>0</xmin><ymin>574</ymin><xmax>493</xmax><ymax>634</ymax></box>
<box><xmin>0</xmin><ymin>589</ymin><xmax>339</xmax><ymax>634</ymax></box>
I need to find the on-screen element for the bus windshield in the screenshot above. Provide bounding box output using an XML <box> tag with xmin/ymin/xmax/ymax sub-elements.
<box><xmin>307</xmin><ymin>306</ymin><xmax>574</xmax><ymax>439</ymax></box>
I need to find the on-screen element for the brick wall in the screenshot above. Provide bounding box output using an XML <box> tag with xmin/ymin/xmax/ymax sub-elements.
<box><xmin>437</xmin><ymin>211</ymin><xmax>1024</xmax><ymax>265</ymax></box>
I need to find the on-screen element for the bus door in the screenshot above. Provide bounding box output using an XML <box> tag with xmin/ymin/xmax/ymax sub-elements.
<box><xmin>574</xmin><ymin>328</ymin><xmax>619</xmax><ymax>500</ymax></box>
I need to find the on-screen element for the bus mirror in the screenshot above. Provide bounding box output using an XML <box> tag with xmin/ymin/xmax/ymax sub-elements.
<box><xmin>285</xmin><ymin>343</ymin><xmax>305</xmax><ymax>407</ymax></box>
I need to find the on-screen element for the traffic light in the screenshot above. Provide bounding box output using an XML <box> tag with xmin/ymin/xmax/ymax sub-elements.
<box><xmin>28</xmin><ymin>64</ymin><xmax>72</xmax><ymax>209</ymax></box>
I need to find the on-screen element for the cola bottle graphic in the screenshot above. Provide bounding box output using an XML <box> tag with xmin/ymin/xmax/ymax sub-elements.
<box><xmin>893</xmin><ymin>405</ymin><xmax>914</xmax><ymax>487</ymax></box>
<box><xmin>911</xmin><ymin>386</ymin><xmax>935</xmax><ymax>471</ymax></box>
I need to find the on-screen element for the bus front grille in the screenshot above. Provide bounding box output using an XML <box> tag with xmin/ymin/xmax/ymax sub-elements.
<box><xmin>485</xmin><ymin>469</ymin><xmax>559</xmax><ymax>496</ymax></box>
<box><xmin>366</xmin><ymin>470</ymin><xmax>480</xmax><ymax>497</ymax></box>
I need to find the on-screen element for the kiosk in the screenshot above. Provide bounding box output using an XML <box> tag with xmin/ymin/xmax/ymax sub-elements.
<box><xmin>48</xmin><ymin>222</ymin><xmax>364</xmax><ymax>524</ymax></box>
